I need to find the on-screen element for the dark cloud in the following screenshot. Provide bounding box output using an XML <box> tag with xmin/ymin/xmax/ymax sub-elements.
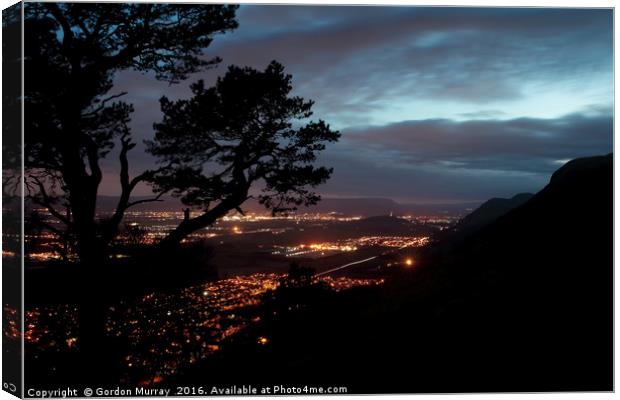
<box><xmin>458</xmin><ymin>110</ymin><xmax>507</xmax><ymax>119</ymax></box>
<box><xmin>315</xmin><ymin>149</ymin><xmax>548</xmax><ymax>203</ymax></box>
<box><xmin>343</xmin><ymin>112</ymin><xmax>612</xmax><ymax>174</ymax></box>
<box><xmin>99</xmin><ymin>108</ymin><xmax>612</xmax><ymax>203</ymax></box>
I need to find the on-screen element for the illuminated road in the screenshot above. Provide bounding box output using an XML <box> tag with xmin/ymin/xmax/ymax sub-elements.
<box><xmin>315</xmin><ymin>243</ymin><xmax>413</xmax><ymax>277</ymax></box>
<box><xmin>315</xmin><ymin>256</ymin><xmax>379</xmax><ymax>277</ymax></box>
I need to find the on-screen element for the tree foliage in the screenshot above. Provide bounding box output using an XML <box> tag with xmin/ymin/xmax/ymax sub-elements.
<box><xmin>147</xmin><ymin>61</ymin><xmax>341</xmax><ymax>245</ymax></box>
<box><xmin>21</xmin><ymin>3</ymin><xmax>238</xmax><ymax>261</ymax></box>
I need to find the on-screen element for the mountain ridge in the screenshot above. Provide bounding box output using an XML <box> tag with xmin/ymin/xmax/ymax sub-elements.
<box><xmin>453</xmin><ymin>192</ymin><xmax>534</xmax><ymax>233</ymax></box>
<box><xmin>94</xmin><ymin>194</ymin><xmax>481</xmax><ymax>217</ymax></box>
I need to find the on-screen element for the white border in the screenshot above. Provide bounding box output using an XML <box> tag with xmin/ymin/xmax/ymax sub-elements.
<box><xmin>0</xmin><ymin>1</ymin><xmax>615</xmax><ymax>400</ymax></box>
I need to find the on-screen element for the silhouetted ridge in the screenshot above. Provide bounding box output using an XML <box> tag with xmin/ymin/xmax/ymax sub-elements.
<box><xmin>410</xmin><ymin>152</ymin><xmax>613</xmax><ymax>391</ymax></box>
<box><xmin>455</xmin><ymin>192</ymin><xmax>533</xmax><ymax>233</ymax></box>
<box><xmin>353</xmin><ymin>215</ymin><xmax>411</xmax><ymax>227</ymax></box>
<box><xmin>549</xmin><ymin>153</ymin><xmax>613</xmax><ymax>186</ymax></box>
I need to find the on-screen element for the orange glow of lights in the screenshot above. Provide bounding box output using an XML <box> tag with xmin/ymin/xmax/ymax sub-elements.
<box><xmin>405</xmin><ymin>258</ymin><xmax>414</xmax><ymax>267</ymax></box>
<box><xmin>257</xmin><ymin>336</ymin><xmax>269</xmax><ymax>345</ymax></box>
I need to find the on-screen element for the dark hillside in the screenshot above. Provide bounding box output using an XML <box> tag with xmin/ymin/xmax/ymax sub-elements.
<box><xmin>454</xmin><ymin>192</ymin><xmax>533</xmax><ymax>233</ymax></box>
<box><xmin>180</xmin><ymin>154</ymin><xmax>613</xmax><ymax>392</ymax></box>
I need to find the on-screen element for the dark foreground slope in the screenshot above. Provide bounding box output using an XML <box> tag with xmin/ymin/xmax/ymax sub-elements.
<box><xmin>179</xmin><ymin>154</ymin><xmax>613</xmax><ymax>393</ymax></box>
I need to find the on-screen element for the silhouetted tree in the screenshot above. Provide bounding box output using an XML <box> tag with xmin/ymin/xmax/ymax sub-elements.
<box><xmin>15</xmin><ymin>3</ymin><xmax>238</xmax><ymax>372</ymax></box>
<box><xmin>263</xmin><ymin>262</ymin><xmax>331</xmax><ymax>315</ymax></box>
<box><xmin>21</xmin><ymin>3</ymin><xmax>238</xmax><ymax>263</ymax></box>
<box><xmin>2</xmin><ymin>4</ymin><xmax>21</xmax><ymax>188</ymax></box>
<box><xmin>283</xmin><ymin>262</ymin><xmax>316</xmax><ymax>289</ymax></box>
<box><xmin>3</xmin><ymin>5</ymin><xmax>23</xmax><ymax>266</ymax></box>
<box><xmin>147</xmin><ymin>61</ymin><xmax>341</xmax><ymax>246</ymax></box>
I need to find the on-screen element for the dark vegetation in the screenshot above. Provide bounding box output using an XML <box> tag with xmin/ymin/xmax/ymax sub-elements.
<box><xmin>20</xmin><ymin>3</ymin><xmax>239</xmax><ymax>263</ymax></box>
<box><xmin>148</xmin><ymin>61</ymin><xmax>340</xmax><ymax>247</ymax></box>
<box><xmin>14</xmin><ymin>3</ymin><xmax>241</xmax><ymax>367</ymax></box>
<box><xmin>17</xmin><ymin>3</ymin><xmax>338</xmax><ymax>261</ymax></box>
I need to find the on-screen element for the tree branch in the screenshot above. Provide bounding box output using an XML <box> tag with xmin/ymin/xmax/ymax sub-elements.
<box><xmin>45</xmin><ymin>3</ymin><xmax>73</xmax><ymax>50</ymax></box>
<box><xmin>81</xmin><ymin>92</ymin><xmax>128</xmax><ymax>118</ymax></box>
<box><xmin>83</xmin><ymin>136</ymin><xmax>103</xmax><ymax>183</ymax></box>
<box><xmin>125</xmin><ymin>191</ymin><xmax>166</xmax><ymax>209</ymax></box>
<box><xmin>39</xmin><ymin>220</ymin><xmax>71</xmax><ymax>241</ymax></box>
<box><xmin>106</xmin><ymin>129</ymin><xmax>169</xmax><ymax>242</ymax></box>
<box><xmin>27</xmin><ymin>176</ymin><xmax>72</xmax><ymax>227</ymax></box>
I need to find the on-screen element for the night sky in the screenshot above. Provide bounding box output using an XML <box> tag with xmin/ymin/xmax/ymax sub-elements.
<box><xmin>108</xmin><ymin>6</ymin><xmax>613</xmax><ymax>204</ymax></box>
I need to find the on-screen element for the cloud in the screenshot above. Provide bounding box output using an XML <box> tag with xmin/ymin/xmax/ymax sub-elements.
<box><xmin>343</xmin><ymin>111</ymin><xmax>612</xmax><ymax>174</ymax></box>
<box><xmin>198</xmin><ymin>6</ymin><xmax>612</xmax><ymax>125</ymax></box>
<box><xmin>113</xmin><ymin>6</ymin><xmax>613</xmax><ymax>129</ymax></box>
<box><xmin>302</xmin><ymin>110</ymin><xmax>613</xmax><ymax>202</ymax></box>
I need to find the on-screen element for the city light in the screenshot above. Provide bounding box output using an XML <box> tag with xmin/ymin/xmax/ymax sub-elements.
<box><xmin>15</xmin><ymin>273</ymin><xmax>385</xmax><ymax>383</ymax></box>
<box><xmin>15</xmin><ymin>206</ymin><xmax>446</xmax><ymax>384</ymax></box>
<box><xmin>271</xmin><ymin>236</ymin><xmax>429</xmax><ymax>259</ymax></box>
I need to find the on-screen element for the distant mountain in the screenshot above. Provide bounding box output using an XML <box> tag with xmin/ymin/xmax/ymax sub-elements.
<box><xmin>95</xmin><ymin>195</ymin><xmax>181</xmax><ymax>213</ymax></box>
<box><xmin>351</xmin><ymin>215</ymin><xmax>412</xmax><ymax>228</ymax></box>
<box><xmin>338</xmin><ymin>215</ymin><xmax>436</xmax><ymax>236</ymax></box>
<box><xmin>302</xmin><ymin>198</ymin><xmax>481</xmax><ymax>216</ymax></box>
<box><xmin>454</xmin><ymin>192</ymin><xmax>533</xmax><ymax>233</ymax></box>
<box><xmin>95</xmin><ymin>195</ymin><xmax>479</xmax><ymax>217</ymax></box>
<box><xmin>399</xmin><ymin>200</ymin><xmax>481</xmax><ymax>216</ymax></box>
<box><xmin>243</xmin><ymin>197</ymin><xmax>405</xmax><ymax>216</ymax></box>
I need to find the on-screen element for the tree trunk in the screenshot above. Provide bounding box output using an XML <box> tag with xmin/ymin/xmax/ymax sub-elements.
<box><xmin>65</xmin><ymin>171</ymin><xmax>113</xmax><ymax>379</ymax></box>
<box><xmin>76</xmin><ymin>256</ymin><xmax>116</xmax><ymax>382</ymax></box>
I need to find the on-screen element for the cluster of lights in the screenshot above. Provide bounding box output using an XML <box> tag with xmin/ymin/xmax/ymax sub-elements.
<box><xmin>27</xmin><ymin>252</ymin><xmax>63</xmax><ymax>261</ymax></box>
<box><xmin>2</xmin><ymin>250</ymin><xmax>16</xmax><ymax>258</ymax></box>
<box><xmin>320</xmin><ymin>276</ymin><xmax>385</xmax><ymax>291</ymax></box>
<box><xmin>110</xmin><ymin>210</ymin><xmax>365</xmax><ymax>226</ymax></box>
<box><xmin>106</xmin><ymin>273</ymin><xmax>284</xmax><ymax>382</ymax></box>
<box><xmin>17</xmin><ymin>272</ymin><xmax>383</xmax><ymax>384</ymax></box>
<box><xmin>23</xmin><ymin>305</ymin><xmax>79</xmax><ymax>349</ymax></box>
<box><xmin>272</xmin><ymin>236</ymin><xmax>430</xmax><ymax>259</ymax></box>
<box><xmin>222</xmin><ymin>213</ymin><xmax>362</xmax><ymax>222</ymax></box>
<box><xmin>272</xmin><ymin>243</ymin><xmax>358</xmax><ymax>257</ymax></box>
<box><xmin>400</xmin><ymin>215</ymin><xmax>462</xmax><ymax>225</ymax></box>
<box><xmin>351</xmin><ymin>236</ymin><xmax>430</xmax><ymax>248</ymax></box>
<box><xmin>21</xmin><ymin>208</ymin><xmax>451</xmax><ymax>261</ymax></box>
<box><xmin>3</xmin><ymin>306</ymin><xmax>20</xmax><ymax>341</ymax></box>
